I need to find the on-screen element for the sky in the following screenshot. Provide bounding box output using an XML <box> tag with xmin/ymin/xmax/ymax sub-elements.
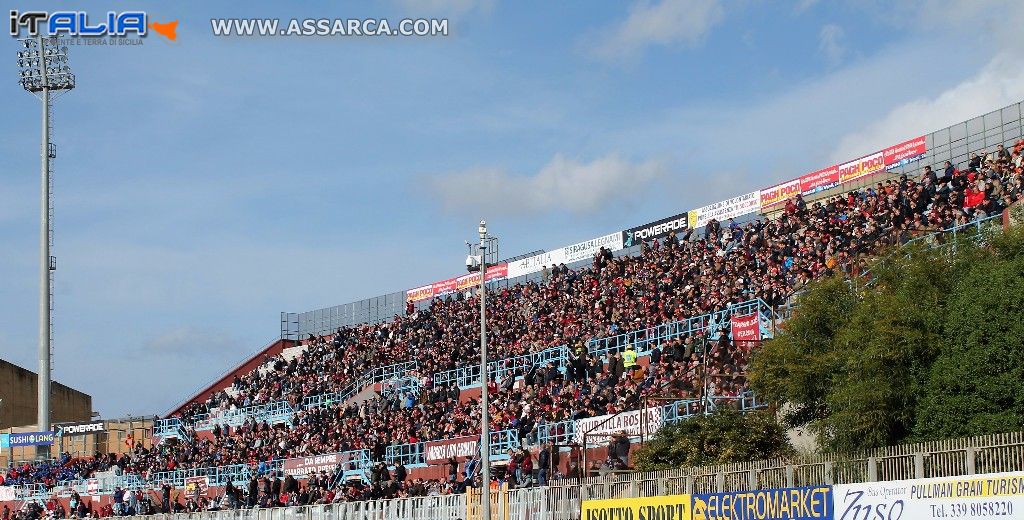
<box><xmin>1</xmin><ymin>0</ymin><xmax>1023</xmax><ymax>419</ymax></box>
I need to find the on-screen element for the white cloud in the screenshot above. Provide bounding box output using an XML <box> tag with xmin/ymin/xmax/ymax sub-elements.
<box><xmin>794</xmin><ymin>0</ymin><xmax>820</xmax><ymax>14</ymax></box>
<box><xmin>428</xmin><ymin>154</ymin><xmax>666</xmax><ymax>216</ymax></box>
<box><xmin>819</xmin><ymin>24</ymin><xmax>846</xmax><ymax>67</ymax></box>
<box><xmin>592</xmin><ymin>0</ymin><xmax>724</xmax><ymax>61</ymax></box>
<box><xmin>830</xmin><ymin>54</ymin><xmax>1024</xmax><ymax>163</ymax></box>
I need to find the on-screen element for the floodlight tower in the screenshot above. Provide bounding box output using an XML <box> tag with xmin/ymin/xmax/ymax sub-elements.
<box><xmin>17</xmin><ymin>34</ymin><xmax>75</xmax><ymax>458</ymax></box>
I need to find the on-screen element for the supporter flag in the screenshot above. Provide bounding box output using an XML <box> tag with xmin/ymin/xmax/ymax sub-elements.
<box><xmin>730</xmin><ymin>314</ymin><xmax>760</xmax><ymax>343</ymax></box>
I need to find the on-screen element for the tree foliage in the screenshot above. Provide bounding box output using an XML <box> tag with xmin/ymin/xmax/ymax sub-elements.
<box><xmin>750</xmin><ymin>223</ymin><xmax>1024</xmax><ymax>452</ymax></box>
<box><xmin>632</xmin><ymin>408</ymin><xmax>793</xmax><ymax>471</ymax></box>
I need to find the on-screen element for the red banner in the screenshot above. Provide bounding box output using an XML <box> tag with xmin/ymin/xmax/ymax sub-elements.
<box><xmin>424</xmin><ymin>435</ymin><xmax>479</xmax><ymax>465</ymax></box>
<box><xmin>760</xmin><ymin>179</ymin><xmax>801</xmax><ymax>208</ymax></box>
<box><xmin>883</xmin><ymin>135</ymin><xmax>927</xmax><ymax>168</ymax></box>
<box><xmin>282</xmin><ymin>452</ymin><xmax>354</xmax><ymax>477</ymax></box>
<box><xmin>407</xmin><ymin>264</ymin><xmax>509</xmax><ymax>303</ymax></box>
<box><xmin>730</xmin><ymin>314</ymin><xmax>760</xmax><ymax>343</ymax></box>
<box><xmin>800</xmin><ymin>164</ymin><xmax>840</xmax><ymax>196</ymax></box>
<box><xmin>838</xmin><ymin>151</ymin><xmax>885</xmax><ymax>183</ymax></box>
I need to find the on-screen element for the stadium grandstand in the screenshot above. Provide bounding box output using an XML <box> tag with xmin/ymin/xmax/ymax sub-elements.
<box><xmin>4</xmin><ymin>99</ymin><xmax>1024</xmax><ymax>520</ymax></box>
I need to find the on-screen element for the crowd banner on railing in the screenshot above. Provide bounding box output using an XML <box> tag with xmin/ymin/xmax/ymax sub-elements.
<box><xmin>0</xmin><ymin>487</ymin><xmax>15</xmax><ymax>501</ymax></box>
<box><xmin>424</xmin><ymin>435</ymin><xmax>479</xmax><ymax>465</ymax></box>
<box><xmin>800</xmin><ymin>164</ymin><xmax>840</xmax><ymax>197</ymax></box>
<box><xmin>282</xmin><ymin>452</ymin><xmax>354</xmax><ymax>477</ymax></box>
<box><xmin>693</xmin><ymin>486</ymin><xmax>833</xmax><ymax>520</ymax></box>
<box><xmin>760</xmin><ymin>179</ymin><xmax>801</xmax><ymax>209</ymax></box>
<box><xmin>833</xmin><ymin>471</ymin><xmax>1024</xmax><ymax>520</ymax></box>
<box><xmin>622</xmin><ymin>211</ymin><xmax>691</xmax><ymax>248</ymax></box>
<box><xmin>838</xmin><ymin>151</ymin><xmax>885</xmax><ymax>184</ymax></box>
<box><xmin>688</xmin><ymin>191</ymin><xmax>761</xmax><ymax>229</ymax></box>
<box><xmin>573</xmin><ymin>408</ymin><xmax>663</xmax><ymax>445</ymax></box>
<box><xmin>583</xmin><ymin>494</ymin><xmax>692</xmax><ymax>520</ymax></box>
<box><xmin>730</xmin><ymin>314</ymin><xmax>760</xmax><ymax>343</ymax></box>
<box><xmin>883</xmin><ymin>135</ymin><xmax>927</xmax><ymax>170</ymax></box>
<box><xmin>183</xmin><ymin>476</ymin><xmax>209</xmax><ymax>497</ymax></box>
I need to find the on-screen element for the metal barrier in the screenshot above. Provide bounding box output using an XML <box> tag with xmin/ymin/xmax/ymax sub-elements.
<box><xmin>385</xmin><ymin>442</ymin><xmax>426</xmax><ymax>467</ymax></box>
<box><xmin>193</xmin><ymin>401</ymin><xmax>296</xmax><ymax>431</ymax></box>
<box><xmin>153</xmin><ymin>418</ymin><xmax>190</xmax><ymax>441</ymax></box>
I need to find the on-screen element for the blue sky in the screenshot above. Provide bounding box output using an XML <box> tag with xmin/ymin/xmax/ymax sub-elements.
<box><xmin>1</xmin><ymin>0</ymin><xmax>1023</xmax><ymax>418</ymax></box>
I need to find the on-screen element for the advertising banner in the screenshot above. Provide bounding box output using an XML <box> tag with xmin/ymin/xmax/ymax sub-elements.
<box><xmin>800</xmin><ymin>165</ymin><xmax>841</xmax><ymax>197</ymax></box>
<box><xmin>838</xmin><ymin>151</ymin><xmax>885</xmax><ymax>184</ymax></box>
<box><xmin>282</xmin><ymin>452</ymin><xmax>353</xmax><ymax>477</ymax></box>
<box><xmin>883</xmin><ymin>135</ymin><xmax>927</xmax><ymax>170</ymax></box>
<box><xmin>689</xmin><ymin>191</ymin><xmax>761</xmax><ymax>229</ymax></box>
<box><xmin>7</xmin><ymin>431</ymin><xmax>54</xmax><ymax>447</ymax></box>
<box><xmin>622</xmin><ymin>212</ymin><xmax>690</xmax><ymax>248</ymax></box>
<box><xmin>58</xmin><ymin>420</ymin><xmax>106</xmax><ymax>437</ymax></box>
<box><xmin>424</xmin><ymin>435</ymin><xmax>479</xmax><ymax>465</ymax></box>
<box><xmin>833</xmin><ymin>471</ymin><xmax>1024</xmax><ymax>520</ymax></box>
<box><xmin>760</xmin><ymin>179</ymin><xmax>802</xmax><ymax>209</ymax></box>
<box><xmin>582</xmin><ymin>494</ymin><xmax>692</xmax><ymax>520</ymax></box>
<box><xmin>0</xmin><ymin>487</ymin><xmax>15</xmax><ymax>501</ymax></box>
<box><xmin>730</xmin><ymin>314</ymin><xmax>760</xmax><ymax>343</ymax></box>
<box><xmin>407</xmin><ymin>284</ymin><xmax>433</xmax><ymax>303</ymax></box>
<box><xmin>573</xmin><ymin>407</ymin><xmax>664</xmax><ymax>445</ymax></box>
<box><xmin>693</xmin><ymin>486</ymin><xmax>833</xmax><ymax>520</ymax></box>
<box><xmin>507</xmin><ymin>249</ymin><xmax>567</xmax><ymax>279</ymax></box>
<box><xmin>562</xmin><ymin>231</ymin><xmax>624</xmax><ymax>264</ymax></box>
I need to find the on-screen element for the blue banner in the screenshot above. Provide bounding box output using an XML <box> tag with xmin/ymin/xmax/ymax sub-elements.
<box><xmin>0</xmin><ymin>434</ymin><xmax>8</xmax><ymax>448</ymax></box>
<box><xmin>7</xmin><ymin>431</ymin><xmax>55</xmax><ymax>447</ymax></box>
<box><xmin>693</xmin><ymin>485</ymin><xmax>833</xmax><ymax>520</ymax></box>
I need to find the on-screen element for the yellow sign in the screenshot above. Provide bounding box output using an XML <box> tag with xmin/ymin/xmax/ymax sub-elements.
<box><xmin>582</xmin><ymin>494</ymin><xmax>692</xmax><ymax>520</ymax></box>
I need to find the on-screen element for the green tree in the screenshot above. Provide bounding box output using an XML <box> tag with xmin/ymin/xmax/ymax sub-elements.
<box><xmin>632</xmin><ymin>408</ymin><xmax>792</xmax><ymax>471</ymax></box>
<box><xmin>913</xmin><ymin>227</ymin><xmax>1024</xmax><ymax>439</ymax></box>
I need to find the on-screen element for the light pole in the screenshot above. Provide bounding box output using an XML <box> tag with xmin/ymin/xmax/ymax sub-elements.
<box><xmin>468</xmin><ymin>220</ymin><xmax>497</xmax><ymax>519</ymax></box>
<box><xmin>17</xmin><ymin>35</ymin><xmax>75</xmax><ymax>459</ymax></box>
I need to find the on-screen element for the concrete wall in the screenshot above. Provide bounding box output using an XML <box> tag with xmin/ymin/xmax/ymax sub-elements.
<box><xmin>0</xmin><ymin>358</ymin><xmax>92</xmax><ymax>430</ymax></box>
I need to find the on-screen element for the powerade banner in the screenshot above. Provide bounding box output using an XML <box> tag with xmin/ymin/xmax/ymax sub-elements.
<box><xmin>582</xmin><ymin>494</ymin><xmax>692</xmax><ymax>520</ymax></box>
<box><xmin>7</xmin><ymin>430</ymin><xmax>55</xmax><ymax>447</ymax></box>
<box><xmin>692</xmin><ymin>486</ymin><xmax>833</xmax><ymax>520</ymax></box>
<box><xmin>58</xmin><ymin>420</ymin><xmax>105</xmax><ymax>436</ymax></box>
<box><xmin>833</xmin><ymin>471</ymin><xmax>1024</xmax><ymax>520</ymax></box>
<box><xmin>623</xmin><ymin>212</ymin><xmax>690</xmax><ymax>248</ymax></box>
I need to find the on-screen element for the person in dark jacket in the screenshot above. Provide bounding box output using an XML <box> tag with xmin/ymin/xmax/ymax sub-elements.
<box><xmin>393</xmin><ymin>462</ymin><xmax>407</xmax><ymax>483</ymax></box>
<box><xmin>537</xmin><ymin>444</ymin><xmax>551</xmax><ymax>486</ymax></box>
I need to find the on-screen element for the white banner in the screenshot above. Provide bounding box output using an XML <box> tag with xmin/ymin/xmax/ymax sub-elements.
<box><xmin>506</xmin><ymin>249</ymin><xmax>567</xmax><ymax>279</ymax></box>
<box><xmin>690</xmin><ymin>190</ymin><xmax>761</xmax><ymax>229</ymax></box>
<box><xmin>506</xmin><ymin>231</ymin><xmax>623</xmax><ymax>279</ymax></box>
<box><xmin>573</xmin><ymin>408</ymin><xmax>663</xmax><ymax>445</ymax></box>
<box><xmin>834</xmin><ymin>471</ymin><xmax>1024</xmax><ymax>520</ymax></box>
<box><xmin>0</xmin><ymin>486</ymin><xmax>16</xmax><ymax>501</ymax></box>
<box><xmin>561</xmin><ymin>231</ymin><xmax>624</xmax><ymax>264</ymax></box>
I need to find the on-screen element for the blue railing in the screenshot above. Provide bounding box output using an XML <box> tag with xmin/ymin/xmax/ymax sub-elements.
<box><xmin>192</xmin><ymin>400</ymin><xmax>296</xmax><ymax>431</ymax></box>
<box><xmin>588</xmin><ymin>298</ymin><xmax>774</xmax><ymax>358</ymax></box>
<box><xmin>385</xmin><ymin>442</ymin><xmax>426</xmax><ymax>467</ymax></box>
<box><xmin>303</xmin><ymin>360</ymin><xmax>418</xmax><ymax>410</ymax></box>
<box><xmin>153</xmin><ymin>417</ymin><xmax>190</xmax><ymax>441</ymax></box>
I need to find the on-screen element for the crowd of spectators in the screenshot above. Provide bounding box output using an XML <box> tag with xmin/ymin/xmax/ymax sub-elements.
<box><xmin>4</xmin><ymin>141</ymin><xmax>1023</xmax><ymax>513</ymax></box>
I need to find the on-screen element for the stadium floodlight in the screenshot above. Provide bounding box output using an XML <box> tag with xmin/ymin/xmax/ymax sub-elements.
<box><xmin>17</xmin><ymin>34</ymin><xmax>75</xmax><ymax>459</ymax></box>
<box><xmin>468</xmin><ymin>220</ymin><xmax>498</xmax><ymax>518</ymax></box>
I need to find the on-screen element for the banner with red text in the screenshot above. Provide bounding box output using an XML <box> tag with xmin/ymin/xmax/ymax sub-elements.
<box><xmin>407</xmin><ymin>264</ymin><xmax>508</xmax><ymax>303</ymax></box>
<box><xmin>760</xmin><ymin>179</ymin><xmax>801</xmax><ymax>209</ymax></box>
<box><xmin>838</xmin><ymin>151</ymin><xmax>885</xmax><ymax>184</ymax></box>
<box><xmin>424</xmin><ymin>435</ymin><xmax>479</xmax><ymax>465</ymax></box>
